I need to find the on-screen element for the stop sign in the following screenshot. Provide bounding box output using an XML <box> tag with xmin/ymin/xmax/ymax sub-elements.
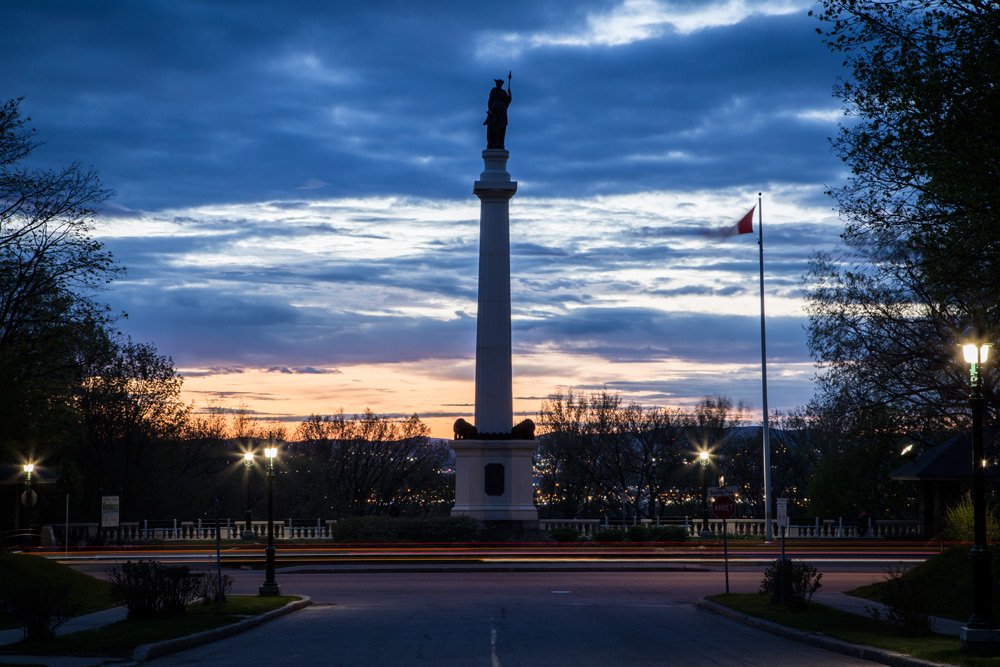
<box><xmin>712</xmin><ymin>495</ymin><xmax>736</xmax><ymax>520</ymax></box>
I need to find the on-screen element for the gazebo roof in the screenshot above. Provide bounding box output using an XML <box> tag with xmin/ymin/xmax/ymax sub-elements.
<box><xmin>891</xmin><ymin>433</ymin><xmax>1000</xmax><ymax>482</ymax></box>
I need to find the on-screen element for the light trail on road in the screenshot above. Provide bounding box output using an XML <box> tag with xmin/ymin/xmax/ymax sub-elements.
<box><xmin>36</xmin><ymin>539</ymin><xmax>946</xmax><ymax>570</ymax></box>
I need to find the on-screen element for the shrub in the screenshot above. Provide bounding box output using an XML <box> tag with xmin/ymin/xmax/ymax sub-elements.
<box><xmin>1</xmin><ymin>581</ymin><xmax>74</xmax><ymax>640</ymax></box>
<box><xmin>198</xmin><ymin>571</ymin><xmax>234</xmax><ymax>605</ymax></box>
<box><xmin>109</xmin><ymin>560</ymin><xmax>199</xmax><ymax>619</ymax></box>
<box><xmin>759</xmin><ymin>558</ymin><xmax>822</xmax><ymax>610</ymax></box>
<box><xmin>626</xmin><ymin>526</ymin><xmax>654</xmax><ymax>542</ymax></box>
<box><xmin>648</xmin><ymin>525</ymin><xmax>688</xmax><ymax>541</ymax></box>
<box><xmin>865</xmin><ymin>564</ymin><xmax>932</xmax><ymax>635</ymax></box>
<box><xmin>548</xmin><ymin>527</ymin><xmax>581</xmax><ymax>543</ymax></box>
<box><xmin>330</xmin><ymin>516</ymin><xmax>483</xmax><ymax>543</ymax></box>
<box><xmin>942</xmin><ymin>491</ymin><xmax>1000</xmax><ymax>542</ymax></box>
<box><xmin>592</xmin><ymin>528</ymin><xmax>626</xmax><ymax>543</ymax></box>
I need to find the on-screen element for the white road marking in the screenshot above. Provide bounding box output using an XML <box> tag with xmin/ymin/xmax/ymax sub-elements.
<box><xmin>491</xmin><ymin>618</ymin><xmax>502</xmax><ymax>667</ymax></box>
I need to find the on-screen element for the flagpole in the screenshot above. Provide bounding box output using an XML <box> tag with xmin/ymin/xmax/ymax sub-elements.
<box><xmin>757</xmin><ymin>192</ymin><xmax>773</xmax><ymax>543</ymax></box>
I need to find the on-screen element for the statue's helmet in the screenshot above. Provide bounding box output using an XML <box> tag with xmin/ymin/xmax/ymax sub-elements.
<box><xmin>494</xmin><ymin>79</ymin><xmax>504</xmax><ymax>86</ymax></box>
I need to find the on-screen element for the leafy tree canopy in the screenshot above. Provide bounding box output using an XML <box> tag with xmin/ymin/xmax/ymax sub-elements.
<box><xmin>806</xmin><ymin>1</ymin><xmax>1000</xmax><ymax>436</ymax></box>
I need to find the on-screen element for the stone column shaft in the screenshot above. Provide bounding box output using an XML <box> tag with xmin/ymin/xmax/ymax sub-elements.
<box><xmin>473</xmin><ymin>149</ymin><xmax>517</xmax><ymax>434</ymax></box>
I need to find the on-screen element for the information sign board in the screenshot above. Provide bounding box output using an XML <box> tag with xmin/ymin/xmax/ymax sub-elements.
<box><xmin>101</xmin><ymin>495</ymin><xmax>120</xmax><ymax>528</ymax></box>
<box><xmin>776</xmin><ymin>498</ymin><xmax>788</xmax><ymax>527</ymax></box>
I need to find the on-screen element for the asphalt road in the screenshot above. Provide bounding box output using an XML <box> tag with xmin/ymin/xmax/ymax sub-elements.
<box><xmin>144</xmin><ymin>569</ymin><xmax>886</xmax><ymax>666</ymax></box>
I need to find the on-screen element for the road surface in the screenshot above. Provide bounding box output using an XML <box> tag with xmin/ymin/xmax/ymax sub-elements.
<box><xmin>144</xmin><ymin>569</ymin><xmax>885</xmax><ymax>666</ymax></box>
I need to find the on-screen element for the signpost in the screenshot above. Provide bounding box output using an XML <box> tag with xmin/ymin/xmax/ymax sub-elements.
<box><xmin>712</xmin><ymin>493</ymin><xmax>737</xmax><ymax>594</ymax></box>
<box><xmin>776</xmin><ymin>497</ymin><xmax>788</xmax><ymax>556</ymax></box>
<box><xmin>775</xmin><ymin>498</ymin><xmax>788</xmax><ymax>604</ymax></box>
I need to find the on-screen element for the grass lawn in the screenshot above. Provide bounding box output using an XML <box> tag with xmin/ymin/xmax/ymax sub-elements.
<box><xmin>848</xmin><ymin>545</ymin><xmax>1000</xmax><ymax>622</ymax></box>
<box><xmin>0</xmin><ymin>595</ymin><xmax>298</xmax><ymax>658</ymax></box>
<box><xmin>0</xmin><ymin>554</ymin><xmax>115</xmax><ymax>630</ymax></box>
<box><xmin>707</xmin><ymin>593</ymin><xmax>1000</xmax><ymax>667</ymax></box>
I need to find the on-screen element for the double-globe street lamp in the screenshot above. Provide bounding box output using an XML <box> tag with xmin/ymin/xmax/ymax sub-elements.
<box><xmin>258</xmin><ymin>445</ymin><xmax>281</xmax><ymax>596</ymax></box>
<box><xmin>242</xmin><ymin>451</ymin><xmax>254</xmax><ymax>540</ymax></box>
<box><xmin>23</xmin><ymin>463</ymin><xmax>34</xmax><ymax>547</ymax></box>
<box><xmin>960</xmin><ymin>328</ymin><xmax>999</xmax><ymax>654</ymax></box>
<box><xmin>698</xmin><ymin>450</ymin><xmax>710</xmax><ymax>535</ymax></box>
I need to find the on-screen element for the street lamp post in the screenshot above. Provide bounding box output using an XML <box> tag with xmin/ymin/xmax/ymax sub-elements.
<box><xmin>258</xmin><ymin>446</ymin><xmax>281</xmax><ymax>596</ymax></box>
<box><xmin>960</xmin><ymin>328</ymin><xmax>999</xmax><ymax>653</ymax></box>
<box><xmin>698</xmin><ymin>451</ymin><xmax>710</xmax><ymax>535</ymax></box>
<box><xmin>23</xmin><ymin>464</ymin><xmax>34</xmax><ymax>548</ymax></box>
<box><xmin>242</xmin><ymin>452</ymin><xmax>254</xmax><ymax>540</ymax></box>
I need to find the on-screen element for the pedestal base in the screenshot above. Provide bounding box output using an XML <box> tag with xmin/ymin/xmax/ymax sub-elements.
<box><xmin>258</xmin><ymin>582</ymin><xmax>281</xmax><ymax>596</ymax></box>
<box><xmin>961</xmin><ymin>627</ymin><xmax>1000</xmax><ymax>655</ymax></box>
<box><xmin>450</xmin><ymin>439</ymin><xmax>538</xmax><ymax>522</ymax></box>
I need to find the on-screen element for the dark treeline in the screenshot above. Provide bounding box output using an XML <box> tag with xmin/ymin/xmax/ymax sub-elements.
<box><xmin>279</xmin><ymin>410</ymin><xmax>452</xmax><ymax>518</ymax></box>
<box><xmin>536</xmin><ymin>389</ymin><xmax>919</xmax><ymax>522</ymax></box>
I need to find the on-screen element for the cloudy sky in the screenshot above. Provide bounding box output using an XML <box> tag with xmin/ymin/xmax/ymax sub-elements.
<box><xmin>4</xmin><ymin>0</ymin><xmax>850</xmax><ymax>437</ymax></box>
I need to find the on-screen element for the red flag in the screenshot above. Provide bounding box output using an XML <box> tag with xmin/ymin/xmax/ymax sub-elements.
<box><xmin>737</xmin><ymin>206</ymin><xmax>755</xmax><ymax>235</ymax></box>
<box><xmin>700</xmin><ymin>205</ymin><xmax>758</xmax><ymax>239</ymax></box>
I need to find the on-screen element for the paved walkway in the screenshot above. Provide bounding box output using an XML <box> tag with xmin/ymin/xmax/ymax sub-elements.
<box><xmin>814</xmin><ymin>590</ymin><xmax>964</xmax><ymax>636</ymax></box>
<box><xmin>0</xmin><ymin>606</ymin><xmax>130</xmax><ymax>667</ymax></box>
<box><xmin>0</xmin><ymin>605</ymin><xmax>129</xmax><ymax>646</ymax></box>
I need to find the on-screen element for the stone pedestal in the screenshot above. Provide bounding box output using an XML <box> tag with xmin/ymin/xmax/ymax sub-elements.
<box><xmin>961</xmin><ymin>627</ymin><xmax>1000</xmax><ymax>656</ymax></box>
<box><xmin>451</xmin><ymin>439</ymin><xmax>538</xmax><ymax>523</ymax></box>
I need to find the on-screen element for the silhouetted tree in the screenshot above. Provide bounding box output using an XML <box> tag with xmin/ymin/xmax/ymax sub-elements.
<box><xmin>288</xmin><ymin>410</ymin><xmax>448</xmax><ymax>518</ymax></box>
<box><xmin>537</xmin><ymin>390</ymin><xmax>689</xmax><ymax>519</ymax></box>
<box><xmin>0</xmin><ymin>98</ymin><xmax>118</xmax><ymax>462</ymax></box>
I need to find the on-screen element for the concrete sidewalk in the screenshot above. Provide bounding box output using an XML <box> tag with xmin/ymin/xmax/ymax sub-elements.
<box><xmin>0</xmin><ymin>605</ymin><xmax>128</xmax><ymax>646</ymax></box>
<box><xmin>0</xmin><ymin>607</ymin><xmax>131</xmax><ymax>666</ymax></box>
<box><xmin>814</xmin><ymin>590</ymin><xmax>964</xmax><ymax>636</ymax></box>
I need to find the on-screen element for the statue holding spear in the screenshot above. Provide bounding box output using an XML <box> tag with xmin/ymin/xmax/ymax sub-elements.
<box><xmin>484</xmin><ymin>71</ymin><xmax>512</xmax><ymax>149</ymax></box>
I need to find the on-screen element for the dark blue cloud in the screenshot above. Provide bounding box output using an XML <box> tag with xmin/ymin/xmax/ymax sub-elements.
<box><xmin>4</xmin><ymin>2</ymin><xmax>840</xmax><ymax>209</ymax></box>
<box><xmin>3</xmin><ymin>1</ymin><xmax>849</xmax><ymax>422</ymax></box>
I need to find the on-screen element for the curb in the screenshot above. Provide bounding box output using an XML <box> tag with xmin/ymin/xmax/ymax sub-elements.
<box><xmin>132</xmin><ymin>596</ymin><xmax>312</xmax><ymax>663</ymax></box>
<box><xmin>696</xmin><ymin>599</ymin><xmax>946</xmax><ymax>667</ymax></box>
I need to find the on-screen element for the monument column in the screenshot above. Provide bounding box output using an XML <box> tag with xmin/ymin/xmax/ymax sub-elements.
<box><xmin>450</xmin><ymin>76</ymin><xmax>538</xmax><ymax>532</ymax></box>
<box><xmin>474</xmin><ymin>149</ymin><xmax>516</xmax><ymax>433</ymax></box>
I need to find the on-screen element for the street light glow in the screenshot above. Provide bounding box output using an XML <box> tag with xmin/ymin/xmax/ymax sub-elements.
<box><xmin>264</xmin><ymin>447</ymin><xmax>277</xmax><ymax>459</ymax></box>
<box><xmin>964</xmin><ymin>344</ymin><xmax>990</xmax><ymax>364</ymax></box>
<box><xmin>244</xmin><ymin>451</ymin><xmax>254</xmax><ymax>464</ymax></box>
<box><xmin>23</xmin><ymin>463</ymin><xmax>33</xmax><ymax>474</ymax></box>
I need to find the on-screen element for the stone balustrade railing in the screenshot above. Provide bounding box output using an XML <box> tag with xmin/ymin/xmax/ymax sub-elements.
<box><xmin>538</xmin><ymin>519</ymin><xmax>602</xmax><ymax>537</ymax></box>
<box><xmin>37</xmin><ymin>515</ymin><xmax>921</xmax><ymax>546</ymax></box>
<box><xmin>45</xmin><ymin>519</ymin><xmax>337</xmax><ymax>546</ymax></box>
<box><xmin>541</xmin><ymin>516</ymin><xmax>922</xmax><ymax>539</ymax></box>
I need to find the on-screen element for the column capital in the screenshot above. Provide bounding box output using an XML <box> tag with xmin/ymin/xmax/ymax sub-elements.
<box><xmin>474</xmin><ymin>180</ymin><xmax>517</xmax><ymax>199</ymax></box>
